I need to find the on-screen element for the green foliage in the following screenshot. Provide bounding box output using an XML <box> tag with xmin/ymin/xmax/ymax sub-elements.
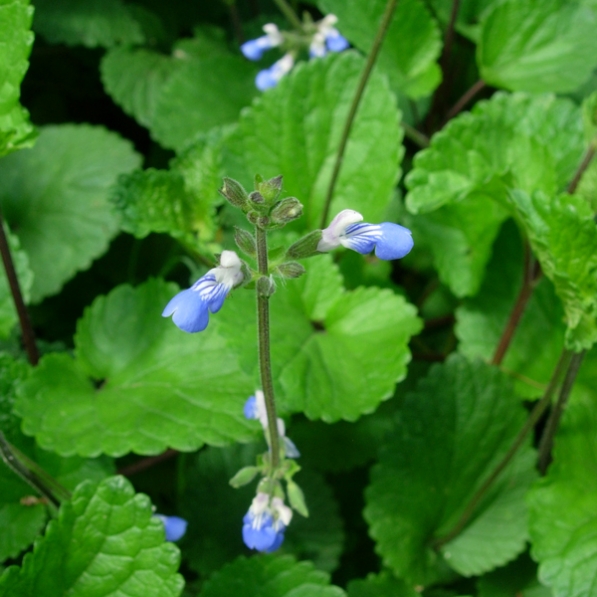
<box><xmin>365</xmin><ymin>355</ymin><xmax>537</xmax><ymax>584</ymax></box>
<box><xmin>200</xmin><ymin>554</ymin><xmax>344</xmax><ymax>597</ymax></box>
<box><xmin>15</xmin><ymin>279</ymin><xmax>255</xmax><ymax>456</ymax></box>
<box><xmin>527</xmin><ymin>391</ymin><xmax>597</xmax><ymax>597</ymax></box>
<box><xmin>216</xmin><ymin>255</ymin><xmax>422</xmax><ymax>422</ymax></box>
<box><xmin>0</xmin><ymin>476</ymin><xmax>184</xmax><ymax>597</ymax></box>
<box><xmin>225</xmin><ymin>51</ymin><xmax>403</xmax><ymax>229</ymax></box>
<box><xmin>318</xmin><ymin>0</ymin><xmax>442</xmax><ymax>98</ymax></box>
<box><xmin>0</xmin><ymin>124</ymin><xmax>141</xmax><ymax>302</ymax></box>
<box><xmin>347</xmin><ymin>571</ymin><xmax>419</xmax><ymax>597</ymax></box>
<box><xmin>0</xmin><ymin>0</ymin><xmax>36</xmax><ymax>157</ymax></box>
<box><xmin>478</xmin><ymin>0</ymin><xmax>597</xmax><ymax>93</ymax></box>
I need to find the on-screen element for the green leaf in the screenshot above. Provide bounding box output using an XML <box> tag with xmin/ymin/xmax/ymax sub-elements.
<box><xmin>0</xmin><ymin>224</ymin><xmax>33</xmax><ymax>339</ymax></box>
<box><xmin>478</xmin><ymin>0</ymin><xmax>597</xmax><ymax>93</ymax></box>
<box><xmin>405</xmin><ymin>92</ymin><xmax>584</xmax><ymax>296</ymax></box>
<box><xmin>364</xmin><ymin>355</ymin><xmax>538</xmax><ymax>584</ymax></box>
<box><xmin>527</xmin><ymin>391</ymin><xmax>597</xmax><ymax>597</ymax></box>
<box><xmin>317</xmin><ymin>0</ymin><xmax>442</xmax><ymax>98</ymax></box>
<box><xmin>15</xmin><ymin>278</ymin><xmax>255</xmax><ymax>456</ymax></box>
<box><xmin>179</xmin><ymin>444</ymin><xmax>344</xmax><ymax>575</ymax></box>
<box><xmin>0</xmin><ymin>0</ymin><xmax>36</xmax><ymax>158</ymax></box>
<box><xmin>477</xmin><ymin>553</ymin><xmax>551</xmax><ymax>597</ymax></box>
<box><xmin>32</xmin><ymin>0</ymin><xmax>144</xmax><ymax>48</ymax></box>
<box><xmin>217</xmin><ymin>254</ymin><xmax>422</xmax><ymax>422</ymax></box>
<box><xmin>201</xmin><ymin>554</ymin><xmax>342</xmax><ymax>597</ymax></box>
<box><xmin>347</xmin><ymin>571</ymin><xmax>419</xmax><ymax>597</ymax></box>
<box><xmin>0</xmin><ymin>476</ymin><xmax>184</xmax><ymax>597</ymax></box>
<box><xmin>508</xmin><ymin>190</ymin><xmax>597</xmax><ymax>351</ymax></box>
<box><xmin>225</xmin><ymin>51</ymin><xmax>403</xmax><ymax>230</ymax></box>
<box><xmin>456</xmin><ymin>220</ymin><xmax>566</xmax><ymax>398</ymax></box>
<box><xmin>0</xmin><ymin>124</ymin><xmax>141</xmax><ymax>302</ymax></box>
<box><xmin>100</xmin><ymin>46</ymin><xmax>177</xmax><ymax>129</ymax></box>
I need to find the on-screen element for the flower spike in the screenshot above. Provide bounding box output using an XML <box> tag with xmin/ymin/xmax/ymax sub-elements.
<box><xmin>162</xmin><ymin>250</ymin><xmax>244</xmax><ymax>333</ymax></box>
<box><xmin>318</xmin><ymin>209</ymin><xmax>413</xmax><ymax>260</ymax></box>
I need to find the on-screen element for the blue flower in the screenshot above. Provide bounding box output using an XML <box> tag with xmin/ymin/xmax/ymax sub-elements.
<box><xmin>154</xmin><ymin>514</ymin><xmax>188</xmax><ymax>542</ymax></box>
<box><xmin>242</xmin><ymin>493</ymin><xmax>292</xmax><ymax>552</ymax></box>
<box><xmin>241</xmin><ymin>24</ymin><xmax>282</xmax><ymax>61</ymax></box>
<box><xmin>309</xmin><ymin>15</ymin><xmax>350</xmax><ymax>57</ymax></box>
<box><xmin>162</xmin><ymin>250</ymin><xmax>244</xmax><ymax>333</ymax></box>
<box><xmin>318</xmin><ymin>209</ymin><xmax>413</xmax><ymax>260</ymax></box>
<box><xmin>256</xmin><ymin>53</ymin><xmax>295</xmax><ymax>91</ymax></box>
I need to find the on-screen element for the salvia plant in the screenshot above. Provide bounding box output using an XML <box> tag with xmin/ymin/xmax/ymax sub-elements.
<box><xmin>0</xmin><ymin>0</ymin><xmax>597</xmax><ymax>596</ymax></box>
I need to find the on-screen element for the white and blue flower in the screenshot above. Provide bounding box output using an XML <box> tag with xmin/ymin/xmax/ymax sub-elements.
<box><xmin>318</xmin><ymin>209</ymin><xmax>414</xmax><ymax>260</ymax></box>
<box><xmin>309</xmin><ymin>14</ymin><xmax>350</xmax><ymax>58</ymax></box>
<box><xmin>162</xmin><ymin>250</ymin><xmax>244</xmax><ymax>333</ymax></box>
<box><xmin>242</xmin><ymin>493</ymin><xmax>292</xmax><ymax>552</ymax></box>
<box><xmin>255</xmin><ymin>53</ymin><xmax>295</xmax><ymax>91</ymax></box>
<box><xmin>241</xmin><ymin>23</ymin><xmax>283</xmax><ymax>61</ymax></box>
<box><xmin>154</xmin><ymin>514</ymin><xmax>188</xmax><ymax>542</ymax></box>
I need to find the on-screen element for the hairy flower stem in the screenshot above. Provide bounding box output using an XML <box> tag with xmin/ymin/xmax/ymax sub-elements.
<box><xmin>272</xmin><ymin>0</ymin><xmax>303</xmax><ymax>31</ymax></box>
<box><xmin>432</xmin><ymin>349</ymin><xmax>572</xmax><ymax>550</ymax></box>
<box><xmin>320</xmin><ymin>0</ymin><xmax>399</xmax><ymax>228</ymax></box>
<box><xmin>537</xmin><ymin>350</ymin><xmax>585</xmax><ymax>474</ymax></box>
<box><xmin>255</xmin><ymin>226</ymin><xmax>280</xmax><ymax>471</ymax></box>
<box><xmin>0</xmin><ymin>210</ymin><xmax>39</xmax><ymax>365</ymax></box>
<box><xmin>0</xmin><ymin>432</ymin><xmax>70</xmax><ymax>509</ymax></box>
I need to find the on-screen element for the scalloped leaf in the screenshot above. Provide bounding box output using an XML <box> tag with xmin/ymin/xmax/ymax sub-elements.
<box><xmin>224</xmin><ymin>51</ymin><xmax>403</xmax><ymax>230</ymax></box>
<box><xmin>365</xmin><ymin>355</ymin><xmax>537</xmax><ymax>584</ymax></box>
<box><xmin>347</xmin><ymin>571</ymin><xmax>419</xmax><ymax>597</ymax></box>
<box><xmin>0</xmin><ymin>124</ymin><xmax>141</xmax><ymax>302</ymax></box>
<box><xmin>201</xmin><ymin>554</ymin><xmax>343</xmax><ymax>597</ymax></box>
<box><xmin>32</xmin><ymin>0</ymin><xmax>145</xmax><ymax>48</ymax></box>
<box><xmin>0</xmin><ymin>476</ymin><xmax>184</xmax><ymax>597</ymax></box>
<box><xmin>507</xmin><ymin>190</ymin><xmax>597</xmax><ymax>351</ymax></box>
<box><xmin>528</xmin><ymin>391</ymin><xmax>597</xmax><ymax>597</ymax></box>
<box><xmin>0</xmin><ymin>0</ymin><xmax>36</xmax><ymax>157</ymax></box>
<box><xmin>318</xmin><ymin>0</ymin><xmax>442</xmax><ymax>98</ymax></box>
<box><xmin>478</xmin><ymin>0</ymin><xmax>597</xmax><ymax>93</ymax></box>
<box><xmin>216</xmin><ymin>255</ymin><xmax>422</xmax><ymax>422</ymax></box>
<box><xmin>15</xmin><ymin>278</ymin><xmax>255</xmax><ymax>457</ymax></box>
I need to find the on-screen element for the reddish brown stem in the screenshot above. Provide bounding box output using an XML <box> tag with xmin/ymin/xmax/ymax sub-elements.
<box><xmin>442</xmin><ymin>79</ymin><xmax>486</xmax><ymax>125</ymax></box>
<box><xmin>117</xmin><ymin>449</ymin><xmax>179</xmax><ymax>476</ymax></box>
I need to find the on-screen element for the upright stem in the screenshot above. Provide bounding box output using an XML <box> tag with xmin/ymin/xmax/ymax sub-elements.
<box><xmin>442</xmin><ymin>79</ymin><xmax>486</xmax><ymax>125</ymax></box>
<box><xmin>320</xmin><ymin>0</ymin><xmax>399</xmax><ymax>228</ymax></box>
<box><xmin>272</xmin><ymin>0</ymin><xmax>303</xmax><ymax>30</ymax></box>
<box><xmin>537</xmin><ymin>350</ymin><xmax>585</xmax><ymax>474</ymax></box>
<box><xmin>432</xmin><ymin>349</ymin><xmax>572</xmax><ymax>550</ymax></box>
<box><xmin>0</xmin><ymin>210</ymin><xmax>38</xmax><ymax>365</ymax></box>
<box><xmin>567</xmin><ymin>141</ymin><xmax>596</xmax><ymax>194</ymax></box>
<box><xmin>255</xmin><ymin>227</ymin><xmax>280</xmax><ymax>470</ymax></box>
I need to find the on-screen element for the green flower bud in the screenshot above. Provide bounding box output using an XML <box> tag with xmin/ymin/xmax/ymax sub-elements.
<box><xmin>249</xmin><ymin>191</ymin><xmax>265</xmax><ymax>204</ymax></box>
<box><xmin>276</xmin><ymin>261</ymin><xmax>306</xmax><ymax>279</ymax></box>
<box><xmin>256</xmin><ymin>275</ymin><xmax>275</xmax><ymax>297</ymax></box>
<box><xmin>270</xmin><ymin>197</ymin><xmax>303</xmax><ymax>225</ymax></box>
<box><xmin>287</xmin><ymin>480</ymin><xmax>309</xmax><ymax>517</ymax></box>
<box><xmin>285</xmin><ymin>230</ymin><xmax>323</xmax><ymax>259</ymax></box>
<box><xmin>234</xmin><ymin>227</ymin><xmax>257</xmax><ymax>257</ymax></box>
<box><xmin>229</xmin><ymin>466</ymin><xmax>260</xmax><ymax>488</ymax></box>
<box><xmin>256</xmin><ymin>174</ymin><xmax>283</xmax><ymax>203</ymax></box>
<box><xmin>219</xmin><ymin>177</ymin><xmax>249</xmax><ymax>209</ymax></box>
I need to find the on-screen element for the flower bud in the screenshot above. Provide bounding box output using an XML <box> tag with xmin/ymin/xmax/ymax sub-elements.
<box><xmin>229</xmin><ymin>466</ymin><xmax>260</xmax><ymax>488</ymax></box>
<box><xmin>270</xmin><ymin>197</ymin><xmax>303</xmax><ymax>225</ymax></box>
<box><xmin>234</xmin><ymin>227</ymin><xmax>257</xmax><ymax>257</ymax></box>
<box><xmin>257</xmin><ymin>174</ymin><xmax>283</xmax><ymax>202</ymax></box>
<box><xmin>256</xmin><ymin>275</ymin><xmax>276</xmax><ymax>297</ymax></box>
<box><xmin>219</xmin><ymin>177</ymin><xmax>249</xmax><ymax>209</ymax></box>
<box><xmin>276</xmin><ymin>261</ymin><xmax>306</xmax><ymax>279</ymax></box>
<box><xmin>285</xmin><ymin>230</ymin><xmax>323</xmax><ymax>260</ymax></box>
<box><xmin>249</xmin><ymin>191</ymin><xmax>265</xmax><ymax>204</ymax></box>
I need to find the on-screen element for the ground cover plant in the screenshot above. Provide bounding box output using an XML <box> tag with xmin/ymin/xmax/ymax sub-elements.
<box><xmin>1</xmin><ymin>0</ymin><xmax>597</xmax><ymax>595</ymax></box>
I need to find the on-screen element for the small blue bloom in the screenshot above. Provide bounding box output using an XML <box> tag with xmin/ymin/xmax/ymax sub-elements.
<box><xmin>318</xmin><ymin>209</ymin><xmax>413</xmax><ymax>260</ymax></box>
<box><xmin>155</xmin><ymin>514</ymin><xmax>188</xmax><ymax>542</ymax></box>
<box><xmin>162</xmin><ymin>250</ymin><xmax>243</xmax><ymax>333</ymax></box>
<box><xmin>325</xmin><ymin>29</ymin><xmax>349</xmax><ymax>52</ymax></box>
<box><xmin>242</xmin><ymin>493</ymin><xmax>292</xmax><ymax>552</ymax></box>
<box><xmin>241</xmin><ymin>24</ymin><xmax>282</xmax><ymax>61</ymax></box>
<box><xmin>243</xmin><ymin>395</ymin><xmax>258</xmax><ymax>419</ymax></box>
<box><xmin>256</xmin><ymin>53</ymin><xmax>295</xmax><ymax>91</ymax></box>
<box><xmin>310</xmin><ymin>14</ymin><xmax>349</xmax><ymax>57</ymax></box>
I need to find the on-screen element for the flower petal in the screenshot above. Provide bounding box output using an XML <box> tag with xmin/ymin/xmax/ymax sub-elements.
<box><xmin>374</xmin><ymin>222</ymin><xmax>414</xmax><ymax>260</ymax></box>
<box><xmin>241</xmin><ymin>36</ymin><xmax>272</xmax><ymax>60</ymax></box>
<box><xmin>244</xmin><ymin>395</ymin><xmax>258</xmax><ymax>419</ymax></box>
<box><xmin>155</xmin><ymin>515</ymin><xmax>188</xmax><ymax>542</ymax></box>
<box><xmin>326</xmin><ymin>29</ymin><xmax>350</xmax><ymax>52</ymax></box>
<box><xmin>162</xmin><ymin>288</ymin><xmax>209</xmax><ymax>333</ymax></box>
<box><xmin>242</xmin><ymin>512</ymin><xmax>278</xmax><ymax>551</ymax></box>
<box><xmin>342</xmin><ymin>222</ymin><xmax>382</xmax><ymax>254</ymax></box>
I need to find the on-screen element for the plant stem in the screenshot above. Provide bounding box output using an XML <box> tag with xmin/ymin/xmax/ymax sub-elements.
<box><xmin>432</xmin><ymin>349</ymin><xmax>572</xmax><ymax>550</ymax></box>
<box><xmin>255</xmin><ymin>226</ymin><xmax>280</xmax><ymax>471</ymax></box>
<box><xmin>492</xmin><ymin>243</ymin><xmax>541</xmax><ymax>366</ymax></box>
<box><xmin>0</xmin><ymin>210</ymin><xmax>39</xmax><ymax>366</ymax></box>
<box><xmin>402</xmin><ymin>122</ymin><xmax>430</xmax><ymax>148</ymax></box>
<box><xmin>320</xmin><ymin>0</ymin><xmax>399</xmax><ymax>228</ymax></box>
<box><xmin>442</xmin><ymin>79</ymin><xmax>486</xmax><ymax>125</ymax></box>
<box><xmin>567</xmin><ymin>142</ymin><xmax>596</xmax><ymax>194</ymax></box>
<box><xmin>272</xmin><ymin>0</ymin><xmax>303</xmax><ymax>30</ymax></box>
<box><xmin>117</xmin><ymin>449</ymin><xmax>179</xmax><ymax>476</ymax></box>
<box><xmin>228</xmin><ymin>1</ymin><xmax>245</xmax><ymax>44</ymax></box>
<box><xmin>0</xmin><ymin>432</ymin><xmax>70</xmax><ymax>508</ymax></box>
<box><xmin>537</xmin><ymin>350</ymin><xmax>585</xmax><ymax>474</ymax></box>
